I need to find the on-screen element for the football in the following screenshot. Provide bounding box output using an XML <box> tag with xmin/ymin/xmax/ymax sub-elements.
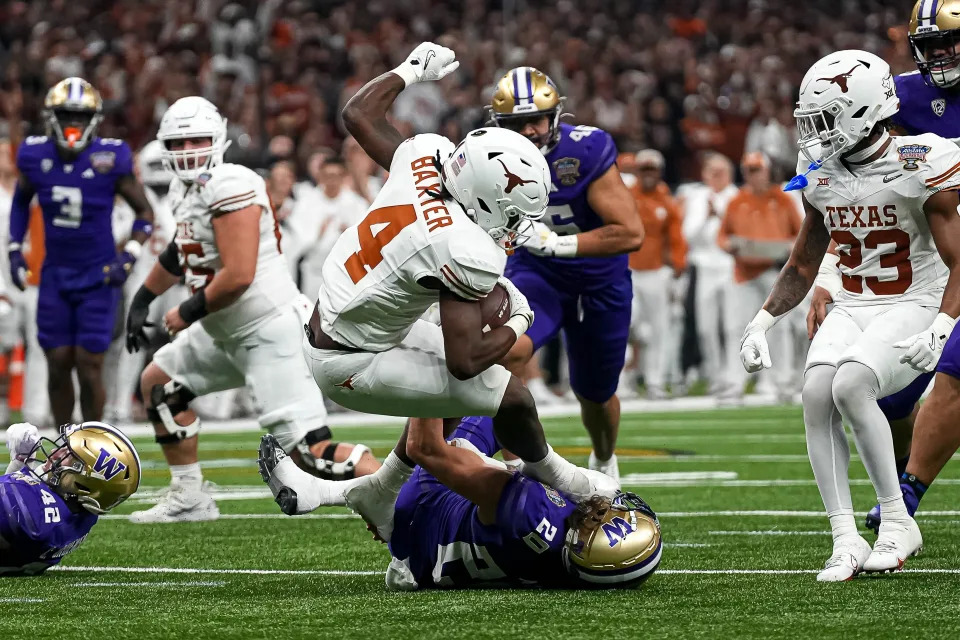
<box><xmin>480</xmin><ymin>283</ymin><xmax>511</xmax><ymax>331</ymax></box>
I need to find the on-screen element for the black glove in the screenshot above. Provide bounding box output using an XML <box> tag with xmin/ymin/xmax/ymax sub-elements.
<box><xmin>126</xmin><ymin>286</ymin><xmax>158</xmax><ymax>353</ymax></box>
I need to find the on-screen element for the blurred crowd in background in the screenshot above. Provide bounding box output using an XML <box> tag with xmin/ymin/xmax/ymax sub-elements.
<box><xmin>0</xmin><ymin>0</ymin><xmax>921</xmax><ymax>423</ymax></box>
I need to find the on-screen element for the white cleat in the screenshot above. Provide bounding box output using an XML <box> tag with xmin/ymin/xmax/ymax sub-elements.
<box><xmin>817</xmin><ymin>535</ymin><xmax>873</xmax><ymax>582</ymax></box>
<box><xmin>343</xmin><ymin>475</ymin><xmax>399</xmax><ymax>544</ymax></box>
<box><xmin>588</xmin><ymin>451</ymin><xmax>620</xmax><ymax>484</ymax></box>
<box><xmin>258</xmin><ymin>434</ymin><xmax>351</xmax><ymax>514</ymax></box>
<box><xmin>129</xmin><ymin>480</ymin><xmax>220</xmax><ymax>524</ymax></box>
<box><xmin>863</xmin><ymin>517</ymin><xmax>923</xmax><ymax>574</ymax></box>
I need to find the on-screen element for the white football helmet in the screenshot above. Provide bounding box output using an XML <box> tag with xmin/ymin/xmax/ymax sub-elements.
<box><xmin>156</xmin><ymin>97</ymin><xmax>230</xmax><ymax>183</ymax></box>
<box><xmin>137</xmin><ymin>140</ymin><xmax>173</xmax><ymax>190</ymax></box>
<box><xmin>794</xmin><ymin>50</ymin><xmax>899</xmax><ymax>166</ymax></box>
<box><xmin>440</xmin><ymin>128</ymin><xmax>549</xmax><ymax>250</ymax></box>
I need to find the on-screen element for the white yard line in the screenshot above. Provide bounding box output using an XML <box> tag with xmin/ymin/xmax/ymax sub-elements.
<box><xmin>0</xmin><ymin>598</ymin><xmax>44</xmax><ymax>603</ymax></box>
<box><xmin>49</xmin><ymin>565</ymin><xmax>960</xmax><ymax>578</ymax></box>
<box><xmin>708</xmin><ymin>530</ymin><xmax>830</xmax><ymax>536</ymax></box>
<box><xmin>74</xmin><ymin>581</ymin><xmax>226</xmax><ymax>587</ymax></box>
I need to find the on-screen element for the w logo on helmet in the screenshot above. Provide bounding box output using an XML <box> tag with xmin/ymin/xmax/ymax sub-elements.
<box><xmin>601</xmin><ymin>516</ymin><xmax>635</xmax><ymax>547</ymax></box>
<box><xmin>92</xmin><ymin>448</ymin><xmax>127</xmax><ymax>480</ymax></box>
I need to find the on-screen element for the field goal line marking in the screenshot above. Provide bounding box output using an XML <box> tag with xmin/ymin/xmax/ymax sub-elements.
<box><xmin>50</xmin><ymin>565</ymin><xmax>960</xmax><ymax>577</ymax></box>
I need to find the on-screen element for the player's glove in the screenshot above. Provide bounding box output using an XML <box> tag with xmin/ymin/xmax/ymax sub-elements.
<box><xmin>522</xmin><ymin>221</ymin><xmax>579</xmax><ymax>258</ymax></box>
<box><xmin>103</xmin><ymin>251</ymin><xmax>136</xmax><ymax>286</ymax></box>
<box><xmin>5</xmin><ymin>422</ymin><xmax>39</xmax><ymax>463</ymax></box>
<box><xmin>8</xmin><ymin>244</ymin><xmax>27</xmax><ymax>291</ymax></box>
<box><xmin>497</xmin><ymin>276</ymin><xmax>535</xmax><ymax>338</ymax></box>
<box><xmin>126</xmin><ymin>285</ymin><xmax>158</xmax><ymax>353</ymax></box>
<box><xmin>739</xmin><ymin>310</ymin><xmax>778</xmax><ymax>373</ymax></box>
<box><xmin>391</xmin><ymin>42</ymin><xmax>459</xmax><ymax>87</ymax></box>
<box><xmin>894</xmin><ymin>313</ymin><xmax>957</xmax><ymax>373</ymax></box>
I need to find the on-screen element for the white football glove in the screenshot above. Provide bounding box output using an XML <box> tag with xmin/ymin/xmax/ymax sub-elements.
<box><xmin>391</xmin><ymin>42</ymin><xmax>459</xmax><ymax>87</ymax></box>
<box><xmin>894</xmin><ymin>313</ymin><xmax>957</xmax><ymax>373</ymax></box>
<box><xmin>497</xmin><ymin>276</ymin><xmax>534</xmax><ymax>338</ymax></box>
<box><xmin>522</xmin><ymin>221</ymin><xmax>578</xmax><ymax>258</ymax></box>
<box><xmin>5</xmin><ymin>422</ymin><xmax>40</xmax><ymax>463</ymax></box>
<box><xmin>739</xmin><ymin>311</ymin><xmax>778</xmax><ymax>373</ymax></box>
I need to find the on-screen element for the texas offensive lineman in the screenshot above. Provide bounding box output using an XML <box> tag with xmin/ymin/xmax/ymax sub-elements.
<box><xmin>739</xmin><ymin>51</ymin><xmax>960</xmax><ymax>580</ymax></box>
<box><xmin>124</xmin><ymin>97</ymin><xmax>377</xmax><ymax>523</ymax></box>
<box><xmin>260</xmin><ymin>43</ymin><xmax>616</xmax><ymax>542</ymax></box>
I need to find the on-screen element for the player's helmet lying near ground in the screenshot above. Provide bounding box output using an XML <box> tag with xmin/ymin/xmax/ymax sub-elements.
<box><xmin>564</xmin><ymin>491</ymin><xmax>662</xmax><ymax>587</ymax></box>
<box><xmin>29</xmin><ymin>422</ymin><xmax>141</xmax><ymax>514</ymax></box>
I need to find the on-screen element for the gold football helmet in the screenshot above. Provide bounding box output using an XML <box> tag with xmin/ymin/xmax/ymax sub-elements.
<box><xmin>909</xmin><ymin>0</ymin><xmax>960</xmax><ymax>87</ymax></box>
<box><xmin>489</xmin><ymin>67</ymin><xmax>566</xmax><ymax>151</ymax></box>
<box><xmin>563</xmin><ymin>491</ymin><xmax>662</xmax><ymax>587</ymax></box>
<box><xmin>43</xmin><ymin>77</ymin><xmax>103</xmax><ymax>152</ymax></box>
<box><xmin>29</xmin><ymin>421</ymin><xmax>141</xmax><ymax>514</ymax></box>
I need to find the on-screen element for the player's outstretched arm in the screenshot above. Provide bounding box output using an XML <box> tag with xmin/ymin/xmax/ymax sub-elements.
<box><xmin>438</xmin><ymin>288</ymin><xmax>520</xmax><ymax>380</ymax></box>
<box><xmin>116</xmin><ymin>173</ymin><xmax>155</xmax><ymax>243</ymax></box>
<box><xmin>740</xmin><ymin>195</ymin><xmax>829</xmax><ymax>372</ymax></box>
<box><xmin>574</xmin><ymin>166</ymin><xmax>645</xmax><ymax>257</ymax></box>
<box><xmin>342</xmin><ymin>42</ymin><xmax>459</xmax><ymax>172</ymax></box>
<box><xmin>762</xmin><ymin>195</ymin><xmax>830</xmax><ymax>317</ymax></box>
<box><xmin>893</xmin><ymin>190</ymin><xmax>960</xmax><ymax>372</ymax></box>
<box><xmin>406</xmin><ymin>417</ymin><xmax>512</xmax><ymax>525</ymax></box>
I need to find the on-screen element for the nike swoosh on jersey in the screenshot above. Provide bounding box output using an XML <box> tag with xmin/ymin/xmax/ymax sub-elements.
<box><xmin>882</xmin><ymin>173</ymin><xmax>903</xmax><ymax>183</ymax></box>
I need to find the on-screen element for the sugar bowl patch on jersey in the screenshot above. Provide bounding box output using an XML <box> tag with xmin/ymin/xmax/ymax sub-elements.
<box><xmin>898</xmin><ymin>143</ymin><xmax>931</xmax><ymax>171</ymax></box>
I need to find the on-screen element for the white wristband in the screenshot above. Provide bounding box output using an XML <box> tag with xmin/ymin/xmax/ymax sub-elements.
<box><xmin>124</xmin><ymin>239</ymin><xmax>143</xmax><ymax>261</ymax></box>
<box><xmin>553</xmin><ymin>235</ymin><xmax>578</xmax><ymax>258</ymax></box>
<box><xmin>751</xmin><ymin>309</ymin><xmax>780</xmax><ymax>331</ymax></box>
<box><xmin>390</xmin><ymin>64</ymin><xmax>419</xmax><ymax>88</ymax></box>
<box><xmin>505</xmin><ymin>314</ymin><xmax>531</xmax><ymax>339</ymax></box>
<box><xmin>814</xmin><ymin>252</ymin><xmax>843</xmax><ymax>299</ymax></box>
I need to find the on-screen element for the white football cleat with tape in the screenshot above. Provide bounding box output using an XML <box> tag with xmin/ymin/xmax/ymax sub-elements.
<box><xmin>817</xmin><ymin>535</ymin><xmax>872</xmax><ymax>582</ymax></box>
<box><xmin>129</xmin><ymin>479</ymin><xmax>220</xmax><ymax>524</ymax></box>
<box><xmin>863</xmin><ymin>516</ymin><xmax>923</xmax><ymax>573</ymax></box>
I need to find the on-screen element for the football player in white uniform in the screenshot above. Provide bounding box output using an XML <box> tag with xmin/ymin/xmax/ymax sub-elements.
<box><xmin>259</xmin><ymin>43</ymin><xmax>616</xmax><ymax>542</ymax></box>
<box><xmin>123</xmin><ymin>97</ymin><xmax>378</xmax><ymax>523</ymax></box>
<box><xmin>739</xmin><ymin>51</ymin><xmax>960</xmax><ymax>581</ymax></box>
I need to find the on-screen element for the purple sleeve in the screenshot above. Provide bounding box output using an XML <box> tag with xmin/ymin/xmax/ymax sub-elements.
<box><xmin>448</xmin><ymin>416</ymin><xmax>499</xmax><ymax>457</ymax></box>
<box><xmin>582</xmin><ymin>129</ymin><xmax>618</xmax><ymax>183</ymax></box>
<box><xmin>115</xmin><ymin>141</ymin><xmax>134</xmax><ymax>176</ymax></box>
<box><xmin>495</xmin><ymin>473</ymin><xmax>574</xmax><ymax>552</ymax></box>
<box><xmin>9</xmin><ymin>180</ymin><xmax>33</xmax><ymax>246</ymax></box>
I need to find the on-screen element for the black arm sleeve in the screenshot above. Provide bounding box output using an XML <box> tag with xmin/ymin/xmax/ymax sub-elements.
<box><xmin>158</xmin><ymin>241</ymin><xmax>183</xmax><ymax>277</ymax></box>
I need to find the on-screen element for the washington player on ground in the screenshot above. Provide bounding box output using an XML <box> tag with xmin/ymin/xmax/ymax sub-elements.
<box><xmin>487</xmin><ymin>67</ymin><xmax>644</xmax><ymax>480</ymax></box>
<box><xmin>808</xmin><ymin>0</ymin><xmax>960</xmax><ymax>534</ymax></box>
<box><xmin>259</xmin><ymin>42</ymin><xmax>616</xmax><ymax>543</ymax></box>
<box><xmin>123</xmin><ymin>97</ymin><xmax>377</xmax><ymax>524</ymax></box>
<box><xmin>739</xmin><ymin>50</ymin><xmax>960</xmax><ymax>581</ymax></box>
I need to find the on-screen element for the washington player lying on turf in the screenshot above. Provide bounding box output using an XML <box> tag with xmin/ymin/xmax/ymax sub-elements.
<box><xmin>288</xmin><ymin>42</ymin><xmax>614</xmax><ymax>542</ymax></box>
<box><xmin>124</xmin><ymin>96</ymin><xmax>377</xmax><ymax>524</ymax></box>
<box><xmin>1</xmin><ymin>422</ymin><xmax>140</xmax><ymax>575</ymax></box>
<box><xmin>807</xmin><ymin>0</ymin><xmax>960</xmax><ymax>535</ymax></box>
<box><xmin>258</xmin><ymin>416</ymin><xmax>658</xmax><ymax>590</ymax></box>
<box><xmin>740</xmin><ymin>50</ymin><xmax>960</xmax><ymax>580</ymax></box>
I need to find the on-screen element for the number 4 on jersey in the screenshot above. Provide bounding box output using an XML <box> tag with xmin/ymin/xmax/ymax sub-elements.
<box><xmin>344</xmin><ymin>205</ymin><xmax>417</xmax><ymax>284</ymax></box>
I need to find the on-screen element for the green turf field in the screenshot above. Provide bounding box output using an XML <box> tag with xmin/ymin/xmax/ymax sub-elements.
<box><xmin>4</xmin><ymin>405</ymin><xmax>960</xmax><ymax>639</ymax></box>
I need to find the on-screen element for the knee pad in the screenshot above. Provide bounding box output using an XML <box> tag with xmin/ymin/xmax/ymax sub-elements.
<box><xmin>147</xmin><ymin>381</ymin><xmax>200</xmax><ymax>444</ymax></box>
<box><xmin>296</xmin><ymin>433</ymin><xmax>370</xmax><ymax>480</ymax></box>
<box><xmin>258</xmin><ymin>401</ymin><xmax>327</xmax><ymax>453</ymax></box>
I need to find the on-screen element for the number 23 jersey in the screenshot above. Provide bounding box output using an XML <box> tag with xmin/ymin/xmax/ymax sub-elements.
<box><xmin>168</xmin><ymin>163</ymin><xmax>299</xmax><ymax>339</ymax></box>
<box><xmin>318</xmin><ymin>134</ymin><xmax>507</xmax><ymax>351</ymax></box>
<box><xmin>799</xmin><ymin>133</ymin><xmax>960</xmax><ymax>307</ymax></box>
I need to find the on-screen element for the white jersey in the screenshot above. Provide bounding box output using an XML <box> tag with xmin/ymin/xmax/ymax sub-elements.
<box><xmin>799</xmin><ymin>133</ymin><xmax>960</xmax><ymax>308</ymax></box>
<box><xmin>318</xmin><ymin>134</ymin><xmax>506</xmax><ymax>351</ymax></box>
<box><xmin>168</xmin><ymin>163</ymin><xmax>299</xmax><ymax>339</ymax></box>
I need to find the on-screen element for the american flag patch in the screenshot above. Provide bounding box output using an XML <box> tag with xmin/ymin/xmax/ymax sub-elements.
<box><xmin>451</xmin><ymin>152</ymin><xmax>467</xmax><ymax>176</ymax></box>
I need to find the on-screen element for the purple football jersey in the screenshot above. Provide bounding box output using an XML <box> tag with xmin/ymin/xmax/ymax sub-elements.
<box><xmin>892</xmin><ymin>72</ymin><xmax>960</xmax><ymax>138</ymax></box>
<box><xmin>16</xmin><ymin>136</ymin><xmax>133</xmax><ymax>268</ymax></box>
<box><xmin>509</xmin><ymin>122</ymin><xmax>626</xmax><ymax>291</ymax></box>
<box><xmin>390</xmin><ymin>416</ymin><xmax>577</xmax><ymax>588</ymax></box>
<box><xmin>0</xmin><ymin>469</ymin><xmax>97</xmax><ymax>575</ymax></box>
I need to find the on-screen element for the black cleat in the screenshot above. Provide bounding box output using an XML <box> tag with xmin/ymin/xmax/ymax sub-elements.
<box><xmin>258</xmin><ymin>434</ymin><xmax>287</xmax><ymax>483</ymax></box>
<box><xmin>275</xmin><ymin>487</ymin><xmax>299</xmax><ymax>516</ymax></box>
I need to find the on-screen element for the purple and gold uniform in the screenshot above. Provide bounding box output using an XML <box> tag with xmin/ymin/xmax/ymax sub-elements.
<box><xmin>11</xmin><ymin>135</ymin><xmax>133</xmax><ymax>353</ymax></box>
<box><xmin>0</xmin><ymin>468</ymin><xmax>97</xmax><ymax>575</ymax></box>
<box><xmin>505</xmin><ymin>122</ymin><xmax>631</xmax><ymax>403</ymax></box>
<box><xmin>875</xmin><ymin>72</ymin><xmax>960</xmax><ymax>420</ymax></box>
<box><xmin>390</xmin><ymin>416</ymin><xmax>577</xmax><ymax>588</ymax></box>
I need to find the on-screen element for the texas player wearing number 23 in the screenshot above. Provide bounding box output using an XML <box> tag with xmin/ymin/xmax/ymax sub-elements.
<box><xmin>739</xmin><ymin>50</ymin><xmax>960</xmax><ymax>581</ymax></box>
<box><xmin>123</xmin><ymin>97</ymin><xmax>377</xmax><ymax>524</ymax></box>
